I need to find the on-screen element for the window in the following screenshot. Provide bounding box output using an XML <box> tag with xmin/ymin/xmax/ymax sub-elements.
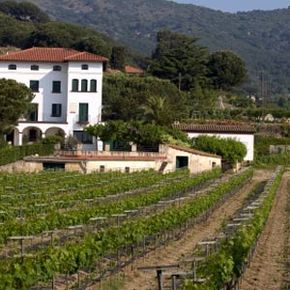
<box><xmin>52</xmin><ymin>81</ymin><xmax>61</xmax><ymax>93</ymax></box>
<box><xmin>72</xmin><ymin>79</ymin><xmax>79</xmax><ymax>92</ymax></box>
<box><xmin>53</xmin><ymin>65</ymin><xmax>62</xmax><ymax>71</ymax></box>
<box><xmin>81</xmin><ymin>64</ymin><xmax>89</xmax><ymax>70</ymax></box>
<box><xmin>27</xmin><ymin>103</ymin><xmax>38</xmax><ymax>121</ymax></box>
<box><xmin>30</xmin><ymin>80</ymin><xmax>39</xmax><ymax>92</ymax></box>
<box><xmin>90</xmin><ymin>79</ymin><xmax>97</xmax><ymax>92</ymax></box>
<box><xmin>31</xmin><ymin>65</ymin><xmax>39</xmax><ymax>71</ymax></box>
<box><xmin>51</xmin><ymin>104</ymin><xmax>62</xmax><ymax>117</ymax></box>
<box><xmin>81</xmin><ymin>79</ymin><xmax>88</xmax><ymax>92</ymax></box>
<box><xmin>8</xmin><ymin>64</ymin><xmax>17</xmax><ymax>70</ymax></box>
<box><xmin>73</xmin><ymin>131</ymin><xmax>93</xmax><ymax>144</ymax></box>
<box><xmin>79</xmin><ymin>103</ymin><xmax>89</xmax><ymax>123</ymax></box>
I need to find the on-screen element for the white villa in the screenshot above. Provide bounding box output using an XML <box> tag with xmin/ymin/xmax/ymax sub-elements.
<box><xmin>0</xmin><ymin>47</ymin><xmax>107</xmax><ymax>148</ymax></box>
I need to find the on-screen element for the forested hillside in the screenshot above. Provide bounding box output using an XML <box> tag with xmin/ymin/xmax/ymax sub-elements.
<box><xmin>6</xmin><ymin>0</ymin><xmax>290</xmax><ymax>94</ymax></box>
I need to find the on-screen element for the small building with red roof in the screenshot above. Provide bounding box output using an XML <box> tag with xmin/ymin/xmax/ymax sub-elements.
<box><xmin>0</xmin><ymin>47</ymin><xmax>108</xmax><ymax>148</ymax></box>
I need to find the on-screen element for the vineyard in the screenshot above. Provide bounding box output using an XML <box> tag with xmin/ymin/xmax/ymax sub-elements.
<box><xmin>0</xmin><ymin>166</ymin><xmax>286</xmax><ymax>290</ymax></box>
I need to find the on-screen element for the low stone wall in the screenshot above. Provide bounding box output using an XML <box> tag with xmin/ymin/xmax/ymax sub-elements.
<box><xmin>0</xmin><ymin>160</ymin><xmax>42</xmax><ymax>173</ymax></box>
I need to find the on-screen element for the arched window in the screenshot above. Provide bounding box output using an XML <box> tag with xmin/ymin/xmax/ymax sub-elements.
<box><xmin>81</xmin><ymin>79</ymin><xmax>88</xmax><ymax>92</ymax></box>
<box><xmin>31</xmin><ymin>65</ymin><xmax>39</xmax><ymax>71</ymax></box>
<box><xmin>8</xmin><ymin>64</ymin><xmax>17</xmax><ymax>70</ymax></box>
<box><xmin>81</xmin><ymin>64</ymin><xmax>89</xmax><ymax>70</ymax></box>
<box><xmin>53</xmin><ymin>65</ymin><xmax>62</xmax><ymax>71</ymax></box>
<box><xmin>90</xmin><ymin>80</ymin><xmax>97</xmax><ymax>92</ymax></box>
<box><xmin>72</xmin><ymin>79</ymin><xmax>79</xmax><ymax>92</ymax></box>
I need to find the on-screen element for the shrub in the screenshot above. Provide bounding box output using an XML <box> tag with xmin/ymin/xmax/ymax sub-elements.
<box><xmin>193</xmin><ymin>136</ymin><xmax>247</xmax><ymax>163</ymax></box>
<box><xmin>0</xmin><ymin>143</ymin><xmax>54</xmax><ymax>166</ymax></box>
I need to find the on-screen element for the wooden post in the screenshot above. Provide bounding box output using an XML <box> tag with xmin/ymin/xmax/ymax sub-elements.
<box><xmin>157</xmin><ymin>269</ymin><xmax>163</xmax><ymax>290</ymax></box>
<box><xmin>171</xmin><ymin>275</ymin><xmax>177</xmax><ymax>290</ymax></box>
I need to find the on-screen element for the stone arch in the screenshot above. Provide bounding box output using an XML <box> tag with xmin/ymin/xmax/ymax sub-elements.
<box><xmin>5</xmin><ymin>128</ymin><xmax>19</xmax><ymax>145</ymax></box>
<box><xmin>22</xmin><ymin>126</ymin><xmax>42</xmax><ymax>144</ymax></box>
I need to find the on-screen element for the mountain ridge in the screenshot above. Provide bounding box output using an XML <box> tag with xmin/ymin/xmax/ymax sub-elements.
<box><xmin>2</xmin><ymin>0</ymin><xmax>290</xmax><ymax>94</ymax></box>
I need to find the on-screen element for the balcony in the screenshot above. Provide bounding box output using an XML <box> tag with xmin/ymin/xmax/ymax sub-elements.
<box><xmin>73</xmin><ymin>114</ymin><xmax>101</xmax><ymax>126</ymax></box>
<box><xmin>19</xmin><ymin>114</ymin><xmax>67</xmax><ymax>124</ymax></box>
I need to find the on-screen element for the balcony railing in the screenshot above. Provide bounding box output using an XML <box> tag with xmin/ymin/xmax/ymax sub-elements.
<box><xmin>19</xmin><ymin>114</ymin><xmax>67</xmax><ymax>123</ymax></box>
<box><xmin>73</xmin><ymin>114</ymin><xmax>101</xmax><ymax>125</ymax></box>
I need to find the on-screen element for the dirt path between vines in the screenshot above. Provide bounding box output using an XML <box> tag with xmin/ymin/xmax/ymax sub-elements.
<box><xmin>239</xmin><ymin>171</ymin><xmax>290</xmax><ymax>290</ymax></box>
<box><xmin>103</xmin><ymin>169</ymin><xmax>272</xmax><ymax>290</ymax></box>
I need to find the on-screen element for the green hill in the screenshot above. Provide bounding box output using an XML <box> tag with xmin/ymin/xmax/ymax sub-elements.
<box><xmin>5</xmin><ymin>0</ymin><xmax>290</xmax><ymax>92</ymax></box>
<box><xmin>5</xmin><ymin>0</ymin><xmax>290</xmax><ymax>95</ymax></box>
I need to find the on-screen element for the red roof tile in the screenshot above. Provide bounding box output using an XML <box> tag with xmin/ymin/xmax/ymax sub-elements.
<box><xmin>0</xmin><ymin>47</ymin><xmax>108</xmax><ymax>63</ymax></box>
<box><xmin>169</xmin><ymin>144</ymin><xmax>221</xmax><ymax>158</ymax></box>
<box><xmin>174</xmin><ymin>123</ymin><xmax>256</xmax><ymax>134</ymax></box>
<box><xmin>124</xmin><ymin>65</ymin><xmax>144</xmax><ymax>74</ymax></box>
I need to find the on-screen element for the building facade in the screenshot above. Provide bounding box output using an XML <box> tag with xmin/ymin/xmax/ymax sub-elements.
<box><xmin>0</xmin><ymin>47</ymin><xmax>107</xmax><ymax>148</ymax></box>
<box><xmin>174</xmin><ymin>123</ymin><xmax>255</xmax><ymax>161</ymax></box>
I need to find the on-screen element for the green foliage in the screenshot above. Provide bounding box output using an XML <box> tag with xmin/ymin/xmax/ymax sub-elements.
<box><xmin>40</xmin><ymin>135</ymin><xmax>64</xmax><ymax>145</ymax></box>
<box><xmin>0</xmin><ymin>78</ymin><xmax>33</xmax><ymax>135</ymax></box>
<box><xmin>12</xmin><ymin>0</ymin><xmax>290</xmax><ymax>93</ymax></box>
<box><xmin>0</xmin><ymin>1</ymin><xmax>50</xmax><ymax>23</ymax></box>
<box><xmin>86</xmin><ymin>120</ymin><xmax>165</xmax><ymax>145</ymax></box>
<box><xmin>73</xmin><ymin>36</ymin><xmax>111</xmax><ymax>58</ymax></box>
<box><xmin>0</xmin><ymin>143</ymin><xmax>54</xmax><ymax>166</ymax></box>
<box><xmin>141</xmin><ymin>95</ymin><xmax>174</xmax><ymax>126</ymax></box>
<box><xmin>110</xmin><ymin>46</ymin><xmax>126</xmax><ymax>70</ymax></box>
<box><xmin>150</xmin><ymin>30</ymin><xmax>209</xmax><ymax>90</ymax></box>
<box><xmin>103</xmin><ymin>74</ymin><xmax>188</xmax><ymax>121</ymax></box>
<box><xmin>255</xmin><ymin>135</ymin><xmax>290</xmax><ymax>158</ymax></box>
<box><xmin>0</xmin><ymin>168</ymin><xmax>251</xmax><ymax>288</ymax></box>
<box><xmin>185</xmin><ymin>168</ymin><xmax>283</xmax><ymax>289</ymax></box>
<box><xmin>193</xmin><ymin>135</ymin><xmax>247</xmax><ymax>163</ymax></box>
<box><xmin>189</xmin><ymin>85</ymin><xmax>218</xmax><ymax>113</ymax></box>
<box><xmin>0</xmin><ymin>6</ymin><xmax>116</xmax><ymax>59</ymax></box>
<box><xmin>207</xmin><ymin>51</ymin><xmax>247</xmax><ymax>90</ymax></box>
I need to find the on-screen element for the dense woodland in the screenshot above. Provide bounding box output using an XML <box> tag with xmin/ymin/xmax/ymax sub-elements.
<box><xmin>3</xmin><ymin>0</ymin><xmax>290</xmax><ymax>95</ymax></box>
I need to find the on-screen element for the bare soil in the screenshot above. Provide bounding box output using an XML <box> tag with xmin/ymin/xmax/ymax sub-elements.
<box><xmin>239</xmin><ymin>171</ymin><xmax>290</xmax><ymax>290</ymax></box>
<box><xmin>102</xmin><ymin>170</ymin><xmax>273</xmax><ymax>290</ymax></box>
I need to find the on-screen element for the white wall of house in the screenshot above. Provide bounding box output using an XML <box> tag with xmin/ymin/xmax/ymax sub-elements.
<box><xmin>0</xmin><ymin>60</ymin><xmax>103</xmax><ymax>146</ymax></box>
<box><xmin>166</xmin><ymin>146</ymin><xmax>221</xmax><ymax>174</ymax></box>
<box><xmin>187</xmin><ymin>132</ymin><xmax>254</xmax><ymax>161</ymax></box>
<box><xmin>67</xmin><ymin>62</ymin><xmax>103</xmax><ymax>133</ymax></box>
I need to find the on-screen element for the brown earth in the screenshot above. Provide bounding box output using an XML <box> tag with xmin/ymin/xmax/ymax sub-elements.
<box><xmin>239</xmin><ymin>171</ymin><xmax>290</xmax><ymax>290</ymax></box>
<box><xmin>95</xmin><ymin>169</ymin><xmax>272</xmax><ymax>290</ymax></box>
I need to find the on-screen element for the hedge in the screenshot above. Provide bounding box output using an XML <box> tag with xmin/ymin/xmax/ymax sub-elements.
<box><xmin>0</xmin><ymin>143</ymin><xmax>54</xmax><ymax>166</ymax></box>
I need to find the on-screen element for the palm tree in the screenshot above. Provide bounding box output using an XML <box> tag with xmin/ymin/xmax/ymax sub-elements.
<box><xmin>141</xmin><ymin>95</ymin><xmax>171</xmax><ymax>126</ymax></box>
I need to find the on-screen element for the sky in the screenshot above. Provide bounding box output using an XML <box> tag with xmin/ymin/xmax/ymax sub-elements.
<box><xmin>174</xmin><ymin>0</ymin><xmax>290</xmax><ymax>12</ymax></box>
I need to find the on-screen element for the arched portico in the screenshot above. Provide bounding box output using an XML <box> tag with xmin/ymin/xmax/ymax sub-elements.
<box><xmin>22</xmin><ymin>127</ymin><xmax>42</xmax><ymax>144</ymax></box>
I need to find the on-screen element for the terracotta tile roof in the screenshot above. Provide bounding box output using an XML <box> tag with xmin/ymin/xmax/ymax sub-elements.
<box><xmin>174</xmin><ymin>123</ymin><xmax>256</xmax><ymax>134</ymax></box>
<box><xmin>0</xmin><ymin>47</ymin><xmax>108</xmax><ymax>63</ymax></box>
<box><xmin>169</xmin><ymin>144</ymin><xmax>221</xmax><ymax>159</ymax></box>
<box><xmin>64</xmin><ymin>51</ymin><xmax>108</xmax><ymax>62</ymax></box>
<box><xmin>124</xmin><ymin>65</ymin><xmax>144</xmax><ymax>74</ymax></box>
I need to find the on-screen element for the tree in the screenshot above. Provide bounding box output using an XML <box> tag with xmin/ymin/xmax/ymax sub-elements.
<box><xmin>0</xmin><ymin>1</ymin><xmax>50</xmax><ymax>23</ymax></box>
<box><xmin>0</xmin><ymin>78</ymin><xmax>33</xmax><ymax>140</ymax></box>
<box><xmin>86</xmin><ymin>120</ymin><xmax>165</xmax><ymax>145</ymax></box>
<box><xmin>141</xmin><ymin>95</ymin><xmax>173</xmax><ymax>126</ymax></box>
<box><xmin>110</xmin><ymin>46</ymin><xmax>126</xmax><ymax>70</ymax></box>
<box><xmin>102</xmin><ymin>74</ymin><xmax>188</xmax><ymax>121</ymax></box>
<box><xmin>193</xmin><ymin>135</ymin><xmax>247</xmax><ymax>163</ymax></box>
<box><xmin>73</xmin><ymin>36</ymin><xmax>111</xmax><ymax>58</ymax></box>
<box><xmin>189</xmin><ymin>84</ymin><xmax>218</xmax><ymax>115</ymax></box>
<box><xmin>207</xmin><ymin>51</ymin><xmax>247</xmax><ymax>90</ymax></box>
<box><xmin>150</xmin><ymin>30</ymin><xmax>209</xmax><ymax>91</ymax></box>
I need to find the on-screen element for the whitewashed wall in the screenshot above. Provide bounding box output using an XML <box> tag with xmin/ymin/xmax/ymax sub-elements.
<box><xmin>187</xmin><ymin>132</ymin><xmax>254</xmax><ymax>161</ymax></box>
